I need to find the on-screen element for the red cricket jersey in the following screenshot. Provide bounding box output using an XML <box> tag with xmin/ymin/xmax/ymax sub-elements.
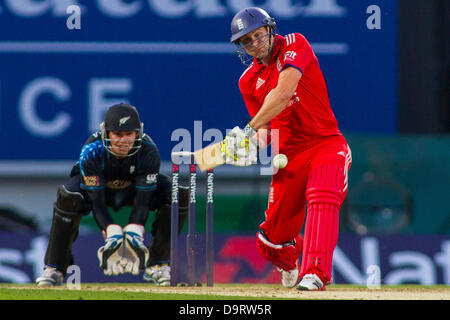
<box><xmin>239</xmin><ymin>33</ymin><xmax>343</xmax><ymax>156</ymax></box>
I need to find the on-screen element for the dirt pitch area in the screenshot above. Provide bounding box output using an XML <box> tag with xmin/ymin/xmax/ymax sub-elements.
<box><xmin>83</xmin><ymin>284</ymin><xmax>450</xmax><ymax>300</ymax></box>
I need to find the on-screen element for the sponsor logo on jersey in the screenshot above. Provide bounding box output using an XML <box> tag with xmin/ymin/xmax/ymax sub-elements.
<box><xmin>256</xmin><ymin>77</ymin><xmax>266</xmax><ymax>90</ymax></box>
<box><xmin>83</xmin><ymin>175</ymin><xmax>100</xmax><ymax>187</ymax></box>
<box><xmin>106</xmin><ymin>180</ymin><xmax>132</xmax><ymax>189</ymax></box>
<box><xmin>287</xmin><ymin>92</ymin><xmax>300</xmax><ymax>107</ymax></box>
<box><xmin>284</xmin><ymin>50</ymin><xmax>297</xmax><ymax>62</ymax></box>
<box><xmin>269</xmin><ymin>187</ymin><xmax>274</xmax><ymax>203</ymax></box>
<box><xmin>146</xmin><ymin>173</ymin><xmax>158</xmax><ymax>184</ymax></box>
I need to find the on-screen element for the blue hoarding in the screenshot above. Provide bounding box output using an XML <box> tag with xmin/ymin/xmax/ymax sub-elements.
<box><xmin>0</xmin><ymin>232</ymin><xmax>448</xmax><ymax>285</ymax></box>
<box><xmin>0</xmin><ymin>0</ymin><xmax>397</xmax><ymax>161</ymax></box>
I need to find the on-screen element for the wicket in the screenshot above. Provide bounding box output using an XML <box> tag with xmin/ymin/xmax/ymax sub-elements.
<box><xmin>170</xmin><ymin>151</ymin><xmax>215</xmax><ymax>286</ymax></box>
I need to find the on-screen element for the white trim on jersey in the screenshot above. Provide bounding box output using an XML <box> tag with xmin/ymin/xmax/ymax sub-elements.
<box><xmin>285</xmin><ymin>33</ymin><xmax>296</xmax><ymax>46</ymax></box>
<box><xmin>343</xmin><ymin>145</ymin><xmax>352</xmax><ymax>192</ymax></box>
<box><xmin>239</xmin><ymin>64</ymin><xmax>253</xmax><ymax>81</ymax></box>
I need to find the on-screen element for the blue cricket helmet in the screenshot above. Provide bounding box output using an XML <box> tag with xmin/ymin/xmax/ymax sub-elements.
<box><xmin>230</xmin><ymin>7</ymin><xmax>276</xmax><ymax>44</ymax></box>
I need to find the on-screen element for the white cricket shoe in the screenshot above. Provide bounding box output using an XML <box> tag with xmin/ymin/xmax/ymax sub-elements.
<box><xmin>143</xmin><ymin>264</ymin><xmax>171</xmax><ymax>286</ymax></box>
<box><xmin>277</xmin><ymin>261</ymin><xmax>299</xmax><ymax>288</ymax></box>
<box><xmin>297</xmin><ymin>273</ymin><xmax>325</xmax><ymax>291</ymax></box>
<box><xmin>36</xmin><ymin>267</ymin><xmax>63</xmax><ymax>287</ymax></box>
<box><xmin>156</xmin><ymin>265</ymin><xmax>171</xmax><ymax>286</ymax></box>
<box><xmin>143</xmin><ymin>265</ymin><xmax>159</xmax><ymax>283</ymax></box>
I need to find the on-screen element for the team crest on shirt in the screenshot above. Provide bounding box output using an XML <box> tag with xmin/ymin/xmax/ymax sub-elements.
<box><xmin>130</xmin><ymin>165</ymin><xmax>135</xmax><ymax>174</ymax></box>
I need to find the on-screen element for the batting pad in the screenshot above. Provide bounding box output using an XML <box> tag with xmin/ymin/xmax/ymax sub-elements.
<box><xmin>299</xmin><ymin>165</ymin><xmax>344</xmax><ymax>284</ymax></box>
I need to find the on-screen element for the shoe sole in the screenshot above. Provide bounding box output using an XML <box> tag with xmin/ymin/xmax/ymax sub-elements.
<box><xmin>296</xmin><ymin>285</ymin><xmax>327</xmax><ymax>291</ymax></box>
<box><xmin>36</xmin><ymin>280</ymin><xmax>60</xmax><ymax>287</ymax></box>
<box><xmin>282</xmin><ymin>282</ymin><xmax>298</xmax><ymax>288</ymax></box>
<box><xmin>279</xmin><ymin>263</ymin><xmax>300</xmax><ymax>289</ymax></box>
<box><xmin>143</xmin><ymin>274</ymin><xmax>158</xmax><ymax>284</ymax></box>
<box><xmin>157</xmin><ymin>281</ymin><xmax>170</xmax><ymax>286</ymax></box>
<box><xmin>280</xmin><ymin>272</ymin><xmax>299</xmax><ymax>288</ymax></box>
<box><xmin>143</xmin><ymin>275</ymin><xmax>170</xmax><ymax>286</ymax></box>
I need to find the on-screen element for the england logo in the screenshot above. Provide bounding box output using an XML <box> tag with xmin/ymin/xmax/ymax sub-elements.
<box><xmin>237</xmin><ymin>18</ymin><xmax>244</xmax><ymax>30</ymax></box>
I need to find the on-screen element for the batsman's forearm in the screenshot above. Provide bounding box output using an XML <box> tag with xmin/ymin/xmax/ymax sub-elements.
<box><xmin>249</xmin><ymin>67</ymin><xmax>302</xmax><ymax>130</ymax></box>
<box><xmin>255</xmin><ymin>127</ymin><xmax>271</xmax><ymax>149</ymax></box>
<box><xmin>249</xmin><ymin>90</ymin><xmax>291</xmax><ymax>130</ymax></box>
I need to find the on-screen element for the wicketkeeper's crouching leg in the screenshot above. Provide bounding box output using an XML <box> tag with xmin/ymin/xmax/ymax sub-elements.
<box><xmin>36</xmin><ymin>184</ymin><xmax>89</xmax><ymax>286</ymax></box>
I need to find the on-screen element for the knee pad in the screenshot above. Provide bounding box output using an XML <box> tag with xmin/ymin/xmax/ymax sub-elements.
<box><xmin>256</xmin><ymin>231</ymin><xmax>302</xmax><ymax>271</ymax></box>
<box><xmin>306</xmin><ymin>165</ymin><xmax>345</xmax><ymax>206</ymax></box>
<box><xmin>55</xmin><ymin>185</ymin><xmax>89</xmax><ymax>217</ymax></box>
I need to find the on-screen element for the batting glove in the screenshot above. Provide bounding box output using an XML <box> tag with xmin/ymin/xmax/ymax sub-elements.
<box><xmin>221</xmin><ymin>124</ymin><xmax>258</xmax><ymax>167</ymax></box>
<box><xmin>122</xmin><ymin>224</ymin><xmax>149</xmax><ymax>276</ymax></box>
<box><xmin>97</xmin><ymin>224</ymin><xmax>125</xmax><ymax>276</ymax></box>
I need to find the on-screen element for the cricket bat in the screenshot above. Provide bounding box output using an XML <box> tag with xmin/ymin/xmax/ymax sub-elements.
<box><xmin>193</xmin><ymin>141</ymin><xmax>225</xmax><ymax>171</ymax></box>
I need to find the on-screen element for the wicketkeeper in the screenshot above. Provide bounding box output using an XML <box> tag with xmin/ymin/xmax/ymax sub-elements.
<box><xmin>36</xmin><ymin>103</ymin><xmax>188</xmax><ymax>287</ymax></box>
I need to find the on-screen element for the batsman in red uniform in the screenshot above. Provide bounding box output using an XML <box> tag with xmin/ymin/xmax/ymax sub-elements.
<box><xmin>222</xmin><ymin>7</ymin><xmax>352</xmax><ymax>290</ymax></box>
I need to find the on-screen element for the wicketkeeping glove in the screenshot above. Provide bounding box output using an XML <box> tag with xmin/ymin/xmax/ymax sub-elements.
<box><xmin>122</xmin><ymin>224</ymin><xmax>149</xmax><ymax>275</ymax></box>
<box><xmin>221</xmin><ymin>124</ymin><xmax>258</xmax><ymax>167</ymax></box>
<box><xmin>97</xmin><ymin>224</ymin><xmax>125</xmax><ymax>276</ymax></box>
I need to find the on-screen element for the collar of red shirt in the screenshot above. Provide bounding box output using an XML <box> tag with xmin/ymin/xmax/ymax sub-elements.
<box><xmin>252</xmin><ymin>34</ymin><xmax>284</xmax><ymax>68</ymax></box>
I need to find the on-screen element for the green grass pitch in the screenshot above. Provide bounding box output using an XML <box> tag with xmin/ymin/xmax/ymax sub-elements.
<box><xmin>0</xmin><ymin>283</ymin><xmax>448</xmax><ymax>300</ymax></box>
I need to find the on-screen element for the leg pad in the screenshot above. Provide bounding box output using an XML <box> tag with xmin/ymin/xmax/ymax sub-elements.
<box><xmin>299</xmin><ymin>165</ymin><xmax>345</xmax><ymax>284</ymax></box>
